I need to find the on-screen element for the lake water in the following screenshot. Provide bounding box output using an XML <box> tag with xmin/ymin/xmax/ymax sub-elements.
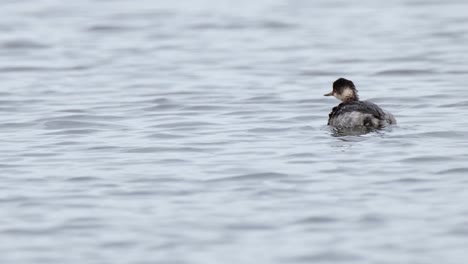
<box><xmin>1</xmin><ymin>0</ymin><xmax>468</xmax><ymax>263</ymax></box>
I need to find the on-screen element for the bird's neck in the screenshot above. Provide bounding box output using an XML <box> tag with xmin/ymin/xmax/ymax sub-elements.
<box><xmin>337</xmin><ymin>87</ymin><xmax>359</xmax><ymax>102</ymax></box>
<box><xmin>342</xmin><ymin>94</ymin><xmax>359</xmax><ymax>102</ymax></box>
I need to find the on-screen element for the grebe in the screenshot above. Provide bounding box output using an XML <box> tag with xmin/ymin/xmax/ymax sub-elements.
<box><xmin>324</xmin><ymin>78</ymin><xmax>396</xmax><ymax>128</ymax></box>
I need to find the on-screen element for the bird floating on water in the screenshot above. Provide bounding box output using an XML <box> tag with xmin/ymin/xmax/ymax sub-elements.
<box><xmin>324</xmin><ymin>78</ymin><xmax>396</xmax><ymax>128</ymax></box>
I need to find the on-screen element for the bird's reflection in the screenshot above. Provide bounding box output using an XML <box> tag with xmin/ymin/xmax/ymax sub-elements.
<box><xmin>331</xmin><ymin>126</ymin><xmax>377</xmax><ymax>137</ymax></box>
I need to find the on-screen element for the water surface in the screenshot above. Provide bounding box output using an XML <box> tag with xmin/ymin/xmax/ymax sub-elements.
<box><xmin>1</xmin><ymin>0</ymin><xmax>468</xmax><ymax>263</ymax></box>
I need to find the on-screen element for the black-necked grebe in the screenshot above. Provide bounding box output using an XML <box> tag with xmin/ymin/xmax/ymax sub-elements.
<box><xmin>324</xmin><ymin>78</ymin><xmax>396</xmax><ymax>128</ymax></box>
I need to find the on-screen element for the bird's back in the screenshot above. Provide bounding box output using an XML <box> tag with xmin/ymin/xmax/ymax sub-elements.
<box><xmin>328</xmin><ymin>101</ymin><xmax>395</xmax><ymax>128</ymax></box>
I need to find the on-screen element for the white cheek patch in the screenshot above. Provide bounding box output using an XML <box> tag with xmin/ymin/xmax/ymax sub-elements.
<box><xmin>334</xmin><ymin>87</ymin><xmax>354</xmax><ymax>101</ymax></box>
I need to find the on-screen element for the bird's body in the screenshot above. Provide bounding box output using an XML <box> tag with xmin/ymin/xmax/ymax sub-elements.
<box><xmin>325</xmin><ymin>78</ymin><xmax>396</xmax><ymax>128</ymax></box>
<box><xmin>328</xmin><ymin>100</ymin><xmax>396</xmax><ymax>127</ymax></box>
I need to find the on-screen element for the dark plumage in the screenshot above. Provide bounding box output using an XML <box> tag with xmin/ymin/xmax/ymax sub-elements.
<box><xmin>328</xmin><ymin>101</ymin><xmax>388</xmax><ymax>126</ymax></box>
<box><xmin>324</xmin><ymin>78</ymin><xmax>396</xmax><ymax>128</ymax></box>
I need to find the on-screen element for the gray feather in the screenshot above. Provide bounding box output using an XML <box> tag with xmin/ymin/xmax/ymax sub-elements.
<box><xmin>328</xmin><ymin>101</ymin><xmax>396</xmax><ymax>128</ymax></box>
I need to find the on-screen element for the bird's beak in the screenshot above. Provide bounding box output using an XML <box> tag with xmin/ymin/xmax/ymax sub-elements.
<box><xmin>324</xmin><ymin>91</ymin><xmax>334</xmax><ymax>96</ymax></box>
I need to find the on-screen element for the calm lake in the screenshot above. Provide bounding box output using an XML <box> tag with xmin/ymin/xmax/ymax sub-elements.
<box><xmin>1</xmin><ymin>0</ymin><xmax>468</xmax><ymax>263</ymax></box>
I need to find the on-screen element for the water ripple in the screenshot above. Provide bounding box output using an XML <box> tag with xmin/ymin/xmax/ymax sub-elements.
<box><xmin>1</xmin><ymin>1</ymin><xmax>468</xmax><ymax>264</ymax></box>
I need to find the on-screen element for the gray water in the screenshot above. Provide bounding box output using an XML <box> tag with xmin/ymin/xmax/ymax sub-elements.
<box><xmin>1</xmin><ymin>0</ymin><xmax>468</xmax><ymax>263</ymax></box>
